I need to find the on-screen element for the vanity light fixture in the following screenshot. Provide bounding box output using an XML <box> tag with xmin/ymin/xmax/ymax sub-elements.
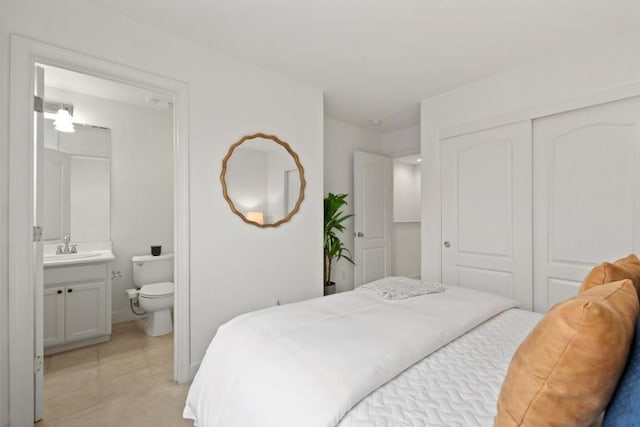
<box><xmin>417</xmin><ymin>158</ymin><xmax>422</xmax><ymax>162</ymax></box>
<box><xmin>53</xmin><ymin>108</ymin><xmax>75</xmax><ymax>133</ymax></box>
<box><xmin>44</xmin><ymin>101</ymin><xmax>75</xmax><ymax>133</ymax></box>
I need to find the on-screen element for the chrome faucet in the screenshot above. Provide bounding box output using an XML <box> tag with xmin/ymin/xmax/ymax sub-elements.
<box><xmin>55</xmin><ymin>234</ymin><xmax>78</xmax><ymax>255</ymax></box>
<box><xmin>63</xmin><ymin>234</ymin><xmax>71</xmax><ymax>254</ymax></box>
<box><xmin>56</xmin><ymin>234</ymin><xmax>73</xmax><ymax>254</ymax></box>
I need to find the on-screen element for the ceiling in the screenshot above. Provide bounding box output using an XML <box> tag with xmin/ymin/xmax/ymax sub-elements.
<box><xmin>395</xmin><ymin>154</ymin><xmax>422</xmax><ymax>165</ymax></box>
<box><xmin>85</xmin><ymin>0</ymin><xmax>640</xmax><ymax>132</ymax></box>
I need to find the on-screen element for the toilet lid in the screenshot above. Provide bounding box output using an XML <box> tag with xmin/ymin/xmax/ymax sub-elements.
<box><xmin>140</xmin><ymin>282</ymin><xmax>174</xmax><ymax>298</ymax></box>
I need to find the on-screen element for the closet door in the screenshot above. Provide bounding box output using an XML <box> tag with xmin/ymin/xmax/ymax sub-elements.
<box><xmin>441</xmin><ymin>121</ymin><xmax>532</xmax><ymax>309</ymax></box>
<box><xmin>533</xmin><ymin>96</ymin><xmax>640</xmax><ymax>312</ymax></box>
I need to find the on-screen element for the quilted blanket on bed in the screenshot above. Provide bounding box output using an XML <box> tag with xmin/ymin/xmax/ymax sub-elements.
<box><xmin>183</xmin><ymin>285</ymin><xmax>518</xmax><ymax>427</ymax></box>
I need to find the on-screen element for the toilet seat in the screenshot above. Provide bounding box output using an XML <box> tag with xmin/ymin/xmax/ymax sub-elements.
<box><xmin>140</xmin><ymin>282</ymin><xmax>174</xmax><ymax>298</ymax></box>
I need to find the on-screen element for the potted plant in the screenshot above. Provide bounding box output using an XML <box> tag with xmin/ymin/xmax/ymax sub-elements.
<box><xmin>324</xmin><ymin>193</ymin><xmax>355</xmax><ymax>295</ymax></box>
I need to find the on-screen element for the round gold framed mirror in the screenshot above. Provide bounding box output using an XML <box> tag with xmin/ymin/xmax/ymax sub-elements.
<box><xmin>221</xmin><ymin>133</ymin><xmax>306</xmax><ymax>228</ymax></box>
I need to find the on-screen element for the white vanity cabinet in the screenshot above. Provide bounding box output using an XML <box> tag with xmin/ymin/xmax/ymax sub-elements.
<box><xmin>43</xmin><ymin>260</ymin><xmax>112</xmax><ymax>354</ymax></box>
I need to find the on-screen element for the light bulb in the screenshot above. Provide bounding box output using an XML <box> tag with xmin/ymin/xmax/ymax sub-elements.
<box><xmin>53</xmin><ymin>109</ymin><xmax>75</xmax><ymax>133</ymax></box>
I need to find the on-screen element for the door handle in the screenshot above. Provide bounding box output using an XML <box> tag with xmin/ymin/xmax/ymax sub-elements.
<box><xmin>443</xmin><ymin>241</ymin><xmax>451</xmax><ymax>248</ymax></box>
<box><xmin>356</xmin><ymin>232</ymin><xmax>364</xmax><ymax>237</ymax></box>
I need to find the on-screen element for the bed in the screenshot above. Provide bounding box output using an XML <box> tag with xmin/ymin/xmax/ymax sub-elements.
<box><xmin>183</xmin><ymin>282</ymin><xmax>542</xmax><ymax>427</ymax></box>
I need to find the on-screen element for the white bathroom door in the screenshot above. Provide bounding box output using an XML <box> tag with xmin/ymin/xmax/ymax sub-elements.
<box><xmin>353</xmin><ymin>151</ymin><xmax>393</xmax><ymax>286</ymax></box>
<box><xmin>33</xmin><ymin>65</ymin><xmax>45</xmax><ymax>422</ymax></box>
<box><xmin>533</xmin><ymin>96</ymin><xmax>640</xmax><ymax>312</ymax></box>
<box><xmin>441</xmin><ymin>121</ymin><xmax>533</xmax><ymax>309</ymax></box>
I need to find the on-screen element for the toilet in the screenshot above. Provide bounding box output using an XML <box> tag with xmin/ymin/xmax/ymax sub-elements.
<box><xmin>130</xmin><ymin>253</ymin><xmax>174</xmax><ymax>336</ymax></box>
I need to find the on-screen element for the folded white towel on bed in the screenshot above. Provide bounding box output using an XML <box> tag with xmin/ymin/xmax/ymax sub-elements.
<box><xmin>356</xmin><ymin>276</ymin><xmax>446</xmax><ymax>299</ymax></box>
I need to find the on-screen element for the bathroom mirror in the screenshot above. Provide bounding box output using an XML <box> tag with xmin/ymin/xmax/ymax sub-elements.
<box><xmin>43</xmin><ymin>118</ymin><xmax>111</xmax><ymax>243</ymax></box>
<box><xmin>221</xmin><ymin>133</ymin><xmax>306</xmax><ymax>227</ymax></box>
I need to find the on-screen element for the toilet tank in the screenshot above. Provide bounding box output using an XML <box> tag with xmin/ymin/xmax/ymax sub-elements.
<box><xmin>132</xmin><ymin>253</ymin><xmax>174</xmax><ymax>287</ymax></box>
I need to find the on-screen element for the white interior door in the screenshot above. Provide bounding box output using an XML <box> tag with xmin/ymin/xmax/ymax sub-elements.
<box><xmin>441</xmin><ymin>121</ymin><xmax>533</xmax><ymax>309</ymax></box>
<box><xmin>353</xmin><ymin>151</ymin><xmax>393</xmax><ymax>286</ymax></box>
<box><xmin>34</xmin><ymin>65</ymin><xmax>45</xmax><ymax>422</ymax></box>
<box><xmin>533</xmin><ymin>96</ymin><xmax>640</xmax><ymax>312</ymax></box>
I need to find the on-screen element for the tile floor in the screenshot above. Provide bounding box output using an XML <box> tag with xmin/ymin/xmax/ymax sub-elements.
<box><xmin>36</xmin><ymin>319</ymin><xmax>192</xmax><ymax>427</ymax></box>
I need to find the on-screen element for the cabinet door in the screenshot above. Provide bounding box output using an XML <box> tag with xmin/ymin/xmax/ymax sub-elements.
<box><xmin>64</xmin><ymin>281</ymin><xmax>106</xmax><ymax>342</ymax></box>
<box><xmin>533</xmin><ymin>96</ymin><xmax>640</xmax><ymax>312</ymax></box>
<box><xmin>441</xmin><ymin>121</ymin><xmax>533</xmax><ymax>309</ymax></box>
<box><xmin>43</xmin><ymin>287</ymin><xmax>65</xmax><ymax>347</ymax></box>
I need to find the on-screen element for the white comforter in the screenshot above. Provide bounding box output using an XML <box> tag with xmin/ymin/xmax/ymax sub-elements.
<box><xmin>183</xmin><ymin>286</ymin><xmax>518</xmax><ymax>427</ymax></box>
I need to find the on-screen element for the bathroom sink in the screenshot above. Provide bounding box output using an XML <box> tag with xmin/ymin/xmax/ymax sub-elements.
<box><xmin>44</xmin><ymin>252</ymin><xmax>101</xmax><ymax>261</ymax></box>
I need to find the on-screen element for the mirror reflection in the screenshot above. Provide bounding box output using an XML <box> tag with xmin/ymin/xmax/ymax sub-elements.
<box><xmin>221</xmin><ymin>133</ymin><xmax>305</xmax><ymax>227</ymax></box>
<box><xmin>43</xmin><ymin>118</ymin><xmax>111</xmax><ymax>243</ymax></box>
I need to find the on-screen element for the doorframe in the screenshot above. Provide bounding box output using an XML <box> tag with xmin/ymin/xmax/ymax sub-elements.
<box><xmin>422</xmin><ymin>79</ymin><xmax>640</xmax><ymax>284</ymax></box>
<box><xmin>391</xmin><ymin>151</ymin><xmax>422</xmax><ymax>279</ymax></box>
<box><xmin>8</xmin><ymin>35</ymin><xmax>191</xmax><ymax>425</ymax></box>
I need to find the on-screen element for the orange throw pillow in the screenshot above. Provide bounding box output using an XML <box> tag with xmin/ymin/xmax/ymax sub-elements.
<box><xmin>613</xmin><ymin>254</ymin><xmax>640</xmax><ymax>291</ymax></box>
<box><xmin>495</xmin><ymin>279</ymin><xmax>639</xmax><ymax>427</ymax></box>
<box><xmin>579</xmin><ymin>254</ymin><xmax>640</xmax><ymax>295</ymax></box>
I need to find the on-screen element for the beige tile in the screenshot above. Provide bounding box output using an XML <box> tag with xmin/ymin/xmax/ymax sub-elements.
<box><xmin>48</xmin><ymin>346</ymin><xmax>98</xmax><ymax>372</ymax></box>
<box><xmin>100</xmin><ymin>367</ymin><xmax>156</xmax><ymax>402</ymax></box>
<box><xmin>43</xmin><ymin>355</ymin><xmax>52</xmax><ymax>372</ymax></box>
<box><xmin>34</xmin><ymin>417</ymin><xmax>55</xmax><ymax>427</ymax></box>
<box><xmin>44</xmin><ymin>381</ymin><xmax>99</xmax><ymax>421</ymax></box>
<box><xmin>101</xmin><ymin>382</ymin><xmax>191</xmax><ymax>427</ymax></box>
<box><xmin>98</xmin><ymin>335</ymin><xmax>144</xmax><ymax>359</ymax></box>
<box><xmin>45</xmin><ymin>364</ymin><xmax>98</xmax><ymax>400</ymax></box>
<box><xmin>111</xmin><ymin>320</ymin><xmax>140</xmax><ymax>333</ymax></box>
<box><xmin>144</xmin><ymin>345</ymin><xmax>172</xmax><ymax>365</ymax></box>
<box><xmin>98</xmin><ymin>349</ymin><xmax>148</xmax><ymax>381</ymax></box>
<box><xmin>43</xmin><ymin>319</ymin><xmax>184</xmax><ymax>427</ymax></box>
<box><xmin>49</xmin><ymin>405</ymin><xmax>107</xmax><ymax>427</ymax></box>
<box><xmin>140</xmin><ymin>331</ymin><xmax>173</xmax><ymax>349</ymax></box>
<box><xmin>151</xmin><ymin>368</ymin><xmax>175</xmax><ymax>384</ymax></box>
<box><xmin>145</xmin><ymin>344</ymin><xmax>174</xmax><ymax>383</ymax></box>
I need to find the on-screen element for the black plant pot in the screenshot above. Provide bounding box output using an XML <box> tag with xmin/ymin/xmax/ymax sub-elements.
<box><xmin>324</xmin><ymin>282</ymin><xmax>336</xmax><ymax>296</ymax></box>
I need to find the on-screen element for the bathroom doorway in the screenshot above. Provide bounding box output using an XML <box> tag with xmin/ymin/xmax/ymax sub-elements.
<box><xmin>6</xmin><ymin>36</ymin><xmax>190</xmax><ymax>424</ymax></box>
<box><xmin>35</xmin><ymin>63</ymin><xmax>178</xmax><ymax>423</ymax></box>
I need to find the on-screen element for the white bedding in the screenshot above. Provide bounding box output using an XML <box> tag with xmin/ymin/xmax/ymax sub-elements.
<box><xmin>338</xmin><ymin>308</ymin><xmax>542</xmax><ymax>427</ymax></box>
<box><xmin>183</xmin><ymin>286</ymin><xmax>518</xmax><ymax>427</ymax></box>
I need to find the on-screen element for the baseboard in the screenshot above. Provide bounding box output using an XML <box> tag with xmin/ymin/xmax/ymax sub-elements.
<box><xmin>45</xmin><ymin>335</ymin><xmax>110</xmax><ymax>355</ymax></box>
<box><xmin>111</xmin><ymin>309</ymin><xmax>146</xmax><ymax>324</ymax></box>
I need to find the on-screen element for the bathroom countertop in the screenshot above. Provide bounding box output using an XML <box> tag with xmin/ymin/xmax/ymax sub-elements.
<box><xmin>43</xmin><ymin>250</ymin><xmax>115</xmax><ymax>267</ymax></box>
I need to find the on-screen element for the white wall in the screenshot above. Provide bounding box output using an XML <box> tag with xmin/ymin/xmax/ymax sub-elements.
<box><xmin>420</xmin><ymin>32</ymin><xmax>640</xmax><ymax>282</ymax></box>
<box><xmin>324</xmin><ymin>119</ymin><xmax>422</xmax><ymax>290</ymax></box>
<box><xmin>392</xmin><ymin>161</ymin><xmax>421</xmax><ymax>278</ymax></box>
<box><xmin>46</xmin><ymin>87</ymin><xmax>174</xmax><ymax>324</ymax></box>
<box><xmin>324</xmin><ymin>118</ymin><xmax>382</xmax><ymax>292</ymax></box>
<box><xmin>379</xmin><ymin>125</ymin><xmax>420</xmax><ymax>157</ymax></box>
<box><xmin>393</xmin><ymin>162</ymin><xmax>421</xmax><ymax>222</ymax></box>
<box><xmin>393</xmin><ymin>222</ymin><xmax>421</xmax><ymax>278</ymax></box>
<box><xmin>1</xmin><ymin>0</ymin><xmax>323</xmax><ymax>421</ymax></box>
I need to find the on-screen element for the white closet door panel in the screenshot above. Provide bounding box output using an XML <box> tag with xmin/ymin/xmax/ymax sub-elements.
<box><xmin>441</xmin><ymin>121</ymin><xmax>532</xmax><ymax>309</ymax></box>
<box><xmin>456</xmin><ymin>143</ymin><xmax>511</xmax><ymax>257</ymax></box>
<box><xmin>534</xmin><ymin>96</ymin><xmax>640</xmax><ymax>312</ymax></box>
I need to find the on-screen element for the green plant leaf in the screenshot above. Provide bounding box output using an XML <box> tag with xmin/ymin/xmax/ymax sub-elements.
<box><xmin>324</xmin><ymin>193</ymin><xmax>356</xmax><ymax>285</ymax></box>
